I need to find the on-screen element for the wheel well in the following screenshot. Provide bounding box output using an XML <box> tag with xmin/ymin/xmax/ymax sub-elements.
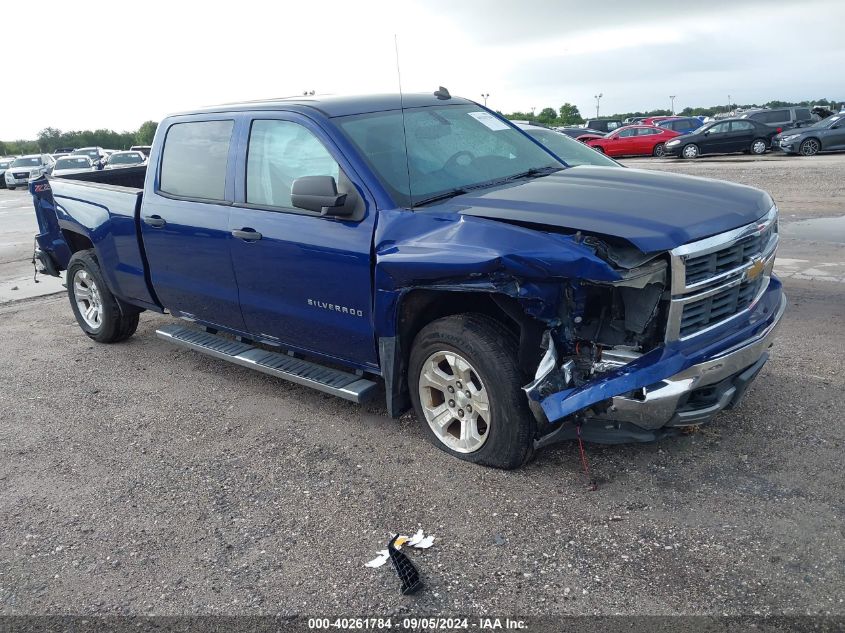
<box><xmin>385</xmin><ymin>289</ymin><xmax>545</xmax><ymax>417</ymax></box>
<box><xmin>62</xmin><ymin>229</ymin><xmax>94</xmax><ymax>254</ymax></box>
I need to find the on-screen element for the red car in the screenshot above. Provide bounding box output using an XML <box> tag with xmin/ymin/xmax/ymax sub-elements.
<box><xmin>641</xmin><ymin>116</ymin><xmax>681</xmax><ymax>126</ymax></box>
<box><xmin>586</xmin><ymin>125</ymin><xmax>680</xmax><ymax>157</ymax></box>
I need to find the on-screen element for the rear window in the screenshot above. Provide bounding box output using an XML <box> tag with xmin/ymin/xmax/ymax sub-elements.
<box><xmin>159</xmin><ymin>120</ymin><xmax>234</xmax><ymax>200</ymax></box>
<box><xmin>110</xmin><ymin>152</ymin><xmax>144</xmax><ymax>165</ymax></box>
<box><xmin>55</xmin><ymin>157</ymin><xmax>90</xmax><ymax>169</ymax></box>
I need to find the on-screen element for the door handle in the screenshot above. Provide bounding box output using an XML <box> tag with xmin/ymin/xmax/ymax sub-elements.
<box><xmin>143</xmin><ymin>215</ymin><xmax>166</xmax><ymax>228</ymax></box>
<box><xmin>232</xmin><ymin>228</ymin><xmax>263</xmax><ymax>242</ymax></box>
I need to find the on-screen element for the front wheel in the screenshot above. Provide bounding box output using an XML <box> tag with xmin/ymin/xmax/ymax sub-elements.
<box><xmin>750</xmin><ymin>138</ymin><xmax>767</xmax><ymax>155</ymax></box>
<box><xmin>7</xmin><ymin>186</ymin><xmax>15</xmax><ymax>190</ymax></box>
<box><xmin>681</xmin><ymin>143</ymin><xmax>700</xmax><ymax>159</ymax></box>
<box><xmin>67</xmin><ymin>250</ymin><xmax>140</xmax><ymax>343</ymax></box>
<box><xmin>799</xmin><ymin>138</ymin><xmax>820</xmax><ymax>156</ymax></box>
<box><xmin>408</xmin><ymin>314</ymin><xmax>535</xmax><ymax>469</ymax></box>
<box><xmin>652</xmin><ymin>142</ymin><xmax>666</xmax><ymax>157</ymax></box>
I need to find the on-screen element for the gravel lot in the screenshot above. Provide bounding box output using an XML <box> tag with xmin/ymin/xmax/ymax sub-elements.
<box><xmin>0</xmin><ymin>155</ymin><xmax>843</xmax><ymax>621</ymax></box>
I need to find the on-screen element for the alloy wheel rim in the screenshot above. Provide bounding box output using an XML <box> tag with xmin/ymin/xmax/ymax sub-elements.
<box><xmin>418</xmin><ymin>351</ymin><xmax>490</xmax><ymax>453</ymax></box>
<box><xmin>73</xmin><ymin>269</ymin><xmax>103</xmax><ymax>329</ymax></box>
<box><xmin>802</xmin><ymin>140</ymin><xmax>819</xmax><ymax>155</ymax></box>
<box><xmin>655</xmin><ymin>144</ymin><xmax>665</xmax><ymax>156</ymax></box>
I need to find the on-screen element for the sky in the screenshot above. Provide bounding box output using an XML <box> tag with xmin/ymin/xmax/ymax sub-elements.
<box><xmin>3</xmin><ymin>0</ymin><xmax>843</xmax><ymax>139</ymax></box>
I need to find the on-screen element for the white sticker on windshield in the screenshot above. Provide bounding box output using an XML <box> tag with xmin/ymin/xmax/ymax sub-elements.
<box><xmin>467</xmin><ymin>111</ymin><xmax>510</xmax><ymax>131</ymax></box>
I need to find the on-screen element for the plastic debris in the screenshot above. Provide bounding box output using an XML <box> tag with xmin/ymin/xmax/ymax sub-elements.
<box><xmin>388</xmin><ymin>534</ymin><xmax>423</xmax><ymax>595</ymax></box>
<box><xmin>365</xmin><ymin>550</ymin><xmax>390</xmax><ymax>568</ymax></box>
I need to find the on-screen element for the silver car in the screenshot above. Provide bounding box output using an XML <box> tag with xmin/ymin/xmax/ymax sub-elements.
<box><xmin>104</xmin><ymin>150</ymin><xmax>147</xmax><ymax>169</ymax></box>
<box><xmin>52</xmin><ymin>155</ymin><xmax>97</xmax><ymax>177</ymax></box>
<box><xmin>4</xmin><ymin>154</ymin><xmax>55</xmax><ymax>190</ymax></box>
<box><xmin>0</xmin><ymin>156</ymin><xmax>17</xmax><ymax>188</ymax></box>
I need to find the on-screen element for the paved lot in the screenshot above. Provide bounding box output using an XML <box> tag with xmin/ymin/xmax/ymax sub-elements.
<box><xmin>0</xmin><ymin>156</ymin><xmax>843</xmax><ymax>618</ymax></box>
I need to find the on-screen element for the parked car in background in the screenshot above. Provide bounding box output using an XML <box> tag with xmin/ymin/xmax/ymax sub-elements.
<box><xmin>0</xmin><ymin>157</ymin><xmax>17</xmax><ymax>188</ymax></box>
<box><xmin>623</xmin><ymin>117</ymin><xmax>647</xmax><ymax>125</ymax></box>
<box><xmin>515</xmin><ymin>122</ymin><xmax>621</xmax><ymax>167</ymax></box>
<box><xmin>54</xmin><ymin>147</ymin><xmax>76</xmax><ymax>154</ymax></box>
<box><xmin>51</xmin><ymin>152</ymin><xmax>70</xmax><ymax>160</ymax></box>
<box><xmin>739</xmin><ymin>106</ymin><xmax>814</xmax><ymax>131</ymax></box>
<box><xmin>772</xmin><ymin>113</ymin><xmax>845</xmax><ymax>156</ymax></box>
<box><xmin>641</xmin><ymin>116</ymin><xmax>679</xmax><ymax>126</ymax></box>
<box><xmin>657</xmin><ymin>117</ymin><xmax>704</xmax><ymax>135</ymax></box>
<box><xmin>105</xmin><ymin>150</ymin><xmax>146</xmax><ymax>169</ymax></box>
<box><xmin>583</xmin><ymin>119</ymin><xmax>624</xmax><ymax>133</ymax></box>
<box><xmin>586</xmin><ymin>125</ymin><xmax>680</xmax><ymax>157</ymax></box>
<box><xmin>554</xmin><ymin>126</ymin><xmax>607</xmax><ymax>139</ymax></box>
<box><xmin>52</xmin><ymin>155</ymin><xmax>97</xmax><ymax>177</ymax></box>
<box><xmin>130</xmin><ymin>145</ymin><xmax>152</xmax><ymax>158</ymax></box>
<box><xmin>664</xmin><ymin>118</ymin><xmax>777</xmax><ymax>158</ymax></box>
<box><xmin>4</xmin><ymin>154</ymin><xmax>55</xmax><ymax>189</ymax></box>
<box><xmin>71</xmin><ymin>146</ymin><xmax>107</xmax><ymax>169</ymax></box>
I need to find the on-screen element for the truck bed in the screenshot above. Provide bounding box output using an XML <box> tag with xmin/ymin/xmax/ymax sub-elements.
<box><xmin>33</xmin><ymin>166</ymin><xmax>159</xmax><ymax>310</ymax></box>
<box><xmin>53</xmin><ymin>165</ymin><xmax>146</xmax><ymax>190</ymax></box>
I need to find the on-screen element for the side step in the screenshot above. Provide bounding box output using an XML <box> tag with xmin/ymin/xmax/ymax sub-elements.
<box><xmin>156</xmin><ymin>324</ymin><xmax>378</xmax><ymax>403</ymax></box>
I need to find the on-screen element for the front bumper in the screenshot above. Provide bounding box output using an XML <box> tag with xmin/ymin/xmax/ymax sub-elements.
<box><xmin>532</xmin><ymin>282</ymin><xmax>786</xmax><ymax>447</ymax></box>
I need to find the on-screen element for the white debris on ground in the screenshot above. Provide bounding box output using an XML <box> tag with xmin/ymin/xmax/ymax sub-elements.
<box><xmin>364</xmin><ymin>530</ymin><xmax>436</xmax><ymax>567</ymax></box>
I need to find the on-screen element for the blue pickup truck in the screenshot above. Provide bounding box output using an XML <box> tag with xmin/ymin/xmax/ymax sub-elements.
<box><xmin>31</xmin><ymin>92</ymin><xmax>785</xmax><ymax>469</ymax></box>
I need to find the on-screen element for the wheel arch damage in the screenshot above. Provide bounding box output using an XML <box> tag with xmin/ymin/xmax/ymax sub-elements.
<box><xmin>372</xmin><ymin>208</ymin><xmax>671</xmax><ymax>421</ymax></box>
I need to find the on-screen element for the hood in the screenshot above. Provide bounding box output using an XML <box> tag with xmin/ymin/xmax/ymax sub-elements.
<box><xmin>435</xmin><ymin>166</ymin><xmax>773</xmax><ymax>253</ymax></box>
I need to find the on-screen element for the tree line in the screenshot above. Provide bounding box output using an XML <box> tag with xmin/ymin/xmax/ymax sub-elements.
<box><xmin>499</xmin><ymin>97</ymin><xmax>841</xmax><ymax>126</ymax></box>
<box><xmin>0</xmin><ymin>121</ymin><xmax>158</xmax><ymax>156</ymax></box>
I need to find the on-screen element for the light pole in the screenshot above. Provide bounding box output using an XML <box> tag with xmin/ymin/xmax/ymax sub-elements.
<box><xmin>530</xmin><ymin>106</ymin><xmax>535</xmax><ymax>121</ymax></box>
<box><xmin>669</xmin><ymin>95</ymin><xmax>676</xmax><ymax>114</ymax></box>
<box><xmin>480</xmin><ymin>93</ymin><xmax>490</xmax><ymax>107</ymax></box>
<box><xmin>727</xmin><ymin>94</ymin><xmax>732</xmax><ymax>113</ymax></box>
<box><xmin>594</xmin><ymin>93</ymin><xmax>603</xmax><ymax>118</ymax></box>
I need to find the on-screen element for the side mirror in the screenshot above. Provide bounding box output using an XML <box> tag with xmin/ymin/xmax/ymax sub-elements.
<box><xmin>291</xmin><ymin>175</ymin><xmax>354</xmax><ymax>217</ymax></box>
<box><xmin>703</xmin><ymin>130</ymin><xmax>710</xmax><ymax>136</ymax></box>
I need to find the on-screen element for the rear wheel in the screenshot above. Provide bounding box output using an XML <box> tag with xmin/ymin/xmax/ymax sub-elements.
<box><xmin>653</xmin><ymin>143</ymin><xmax>666</xmax><ymax>157</ymax></box>
<box><xmin>67</xmin><ymin>250</ymin><xmax>140</xmax><ymax>343</ymax></box>
<box><xmin>681</xmin><ymin>143</ymin><xmax>700</xmax><ymax>159</ymax></box>
<box><xmin>750</xmin><ymin>138</ymin><xmax>767</xmax><ymax>155</ymax></box>
<box><xmin>409</xmin><ymin>314</ymin><xmax>535</xmax><ymax>469</ymax></box>
<box><xmin>799</xmin><ymin>138</ymin><xmax>820</xmax><ymax>156</ymax></box>
<box><xmin>592</xmin><ymin>145</ymin><xmax>605</xmax><ymax>154</ymax></box>
<box><xmin>7</xmin><ymin>186</ymin><xmax>15</xmax><ymax>190</ymax></box>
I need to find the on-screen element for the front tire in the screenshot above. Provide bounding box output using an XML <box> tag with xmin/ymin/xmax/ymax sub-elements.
<box><xmin>799</xmin><ymin>138</ymin><xmax>820</xmax><ymax>156</ymax></box>
<box><xmin>408</xmin><ymin>314</ymin><xmax>535</xmax><ymax>469</ymax></box>
<box><xmin>67</xmin><ymin>250</ymin><xmax>140</xmax><ymax>343</ymax></box>
<box><xmin>750</xmin><ymin>138</ymin><xmax>767</xmax><ymax>155</ymax></box>
<box><xmin>652</xmin><ymin>143</ymin><xmax>666</xmax><ymax>157</ymax></box>
<box><xmin>681</xmin><ymin>143</ymin><xmax>700</xmax><ymax>159</ymax></box>
<box><xmin>7</xmin><ymin>186</ymin><xmax>15</xmax><ymax>190</ymax></box>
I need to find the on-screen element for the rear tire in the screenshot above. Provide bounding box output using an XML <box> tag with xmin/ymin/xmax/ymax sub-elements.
<box><xmin>799</xmin><ymin>138</ymin><xmax>820</xmax><ymax>156</ymax></box>
<box><xmin>408</xmin><ymin>314</ymin><xmax>535</xmax><ymax>469</ymax></box>
<box><xmin>592</xmin><ymin>146</ymin><xmax>605</xmax><ymax>154</ymax></box>
<box><xmin>750</xmin><ymin>138</ymin><xmax>767</xmax><ymax>155</ymax></box>
<box><xmin>681</xmin><ymin>143</ymin><xmax>699</xmax><ymax>159</ymax></box>
<box><xmin>67</xmin><ymin>250</ymin><xmax>140</xmax><ymax>343</ymax></box>
<box><xmin>7</xmin><ymin>186</ymin><xmax>15</xmax><ymax>190</ymax></box>
<box><xmin>653</xmin><ymin>143</ymin><xmax>666</xmax><ymax>157</ymax></box>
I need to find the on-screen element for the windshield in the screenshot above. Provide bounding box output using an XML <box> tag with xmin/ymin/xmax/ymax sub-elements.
<box><xmin>110</xmin><ymin>153</ymin><xmax>143</xmax><ymax>165</ymax></box>
<box><xmin>809</xmin><ymin>115</ymin><xmax>843</xmax><ymax>129</ymax></box>
<box><xmin>11</xmin><ymin>157</ymin><xmax>41</xmax><ymax>167</ymax></box>
<box><xmin>55</xmin><ymin>157</ymin><xmax>90</xmax><ymax>169</ymax></box>
<box><xmin>337</xmin><ymin>104</ymin><xmax>562</xmax><ymax>207</ymax></box>
<box><xmin>0</xmin><ymin>160</ymin><xmax>12</xmax><ymax>169</ymax></box>
<box><xmin>523</xmin><ymin>128</ymin><xmax>619</xmax><ymax>167</ymax></box>
<box><xmin>72</xmin><ymin>149</ymin><xmax>101</xmax><ymax>160</ymax></box>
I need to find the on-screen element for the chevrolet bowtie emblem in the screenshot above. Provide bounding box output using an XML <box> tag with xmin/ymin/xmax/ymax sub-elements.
<box><xmin>745</xmin><ymin>257</ymin><xmax>766</xmax><ymax>282</ymax></box>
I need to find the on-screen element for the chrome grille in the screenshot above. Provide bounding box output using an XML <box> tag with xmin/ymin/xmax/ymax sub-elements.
<box><xmin>684</xmin><ymin>223</ymin><xmax>775</xmax><ymax>285</ymax></box>
<box><xmin>679</xmin><ymin>276</ymin><xmax>764</xmax><ymax>337</ymax></box>
<box><xmin>665</xmin><ymin>206</ymin><xmax>779</xmax><ymax>341</ymax></box>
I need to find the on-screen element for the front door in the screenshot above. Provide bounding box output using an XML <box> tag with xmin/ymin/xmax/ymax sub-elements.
<box><xmin>227</xmin><ymin>114</ymin><xmax>378</xmax><ymax>369</ymax></box>
<box><xmin>140</xmin><ymin>118</ymin><xmax>246</xmax><ymax>331</ymax></box>
<box><xmin>700</xmin><ymin>121</ymin><xmax>731</xmax><ymax>154</ymax></box>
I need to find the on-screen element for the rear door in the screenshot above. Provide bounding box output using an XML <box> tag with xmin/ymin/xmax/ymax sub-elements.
<box><xmin>139</xmin><ymin>117</ymin><xmax>247</xmax><ymax>331</ymax></box>
<box><xmin>727</xmin><ymin>120</ymin><xmax>756</xmax><ymax>151</ymax></box>
<box><xmin>227</xmin><ymin>113</ymin><xmax>379</xmax><ymax>368</ymax></box>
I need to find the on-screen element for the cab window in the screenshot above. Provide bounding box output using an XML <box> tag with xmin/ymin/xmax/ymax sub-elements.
<box><xmin>246</xmin><ymin>120</ymin><xmax>340</xmax><ymax>210</ymax></box>
<box><xmin>160</xmin><ymin>120</ymin><xmax>234</xmax><ymax>201</ymax></box>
